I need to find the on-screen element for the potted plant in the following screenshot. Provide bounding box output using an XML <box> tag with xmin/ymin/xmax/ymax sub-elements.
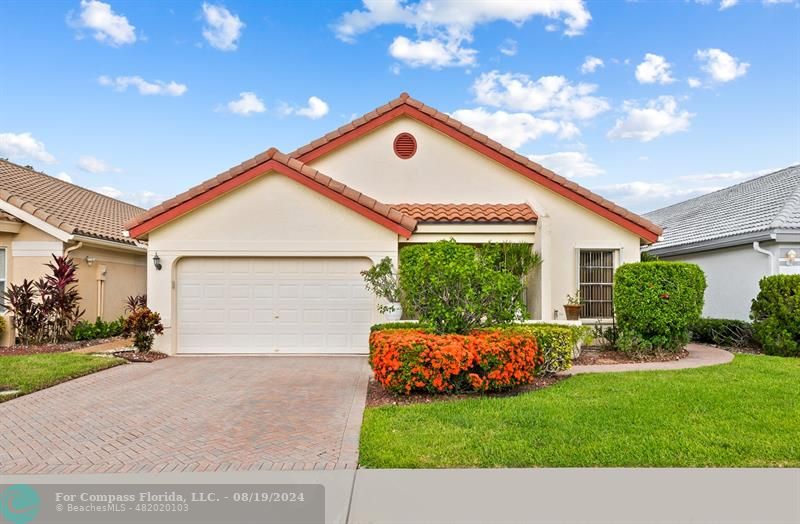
<box><xmin>564</xmin><ymin>290</ymin><xmax>582</xmax><ymax>321</ymax></box>
<box><xmin>361</xmin><ymin>257</ymin><xmax>403</xmax><ymax>321</ymax></box>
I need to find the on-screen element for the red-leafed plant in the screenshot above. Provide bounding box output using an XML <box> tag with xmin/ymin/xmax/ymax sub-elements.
<box><xmin>3</xmin><ymin>255</ymin><xmax>84</xmax><ymax>344</ymax></box>
<box><xmin>369</xmin><ymin>328</ymin><xmax>540</xmax><ymax>394</ymax></box>
<box><xmin>123</xmin><ymin>307</ymin><xmax>164</xmax><ymax>352</ymax></box>
<box><xmin>124</xmin><ymin>294</ymin><xmax>147</xmax><ymax>315</ymax></box>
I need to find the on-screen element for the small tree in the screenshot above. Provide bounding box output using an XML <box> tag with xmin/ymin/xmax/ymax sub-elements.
<box><xmin>360</xmin><ymin>257</ymin><xmax>401</xmax><ymax>314</ymax></box>
<box><xmin>400</xmin><ymin>240</ymin><xmax>524</xmax><ymax>334</ymax></box>
<box><xmin>123</xmin><ymin>307</ymin><xmax>164</xmax><ymax>352</ymax></box>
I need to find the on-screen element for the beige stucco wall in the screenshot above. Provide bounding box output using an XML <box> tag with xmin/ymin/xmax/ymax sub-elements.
<box><xmin>69</xmin><ymin>244</ymin><xmax>147</xmax><ymax>321</ymax></box>
<box><xmin>309</xmin><ymin>116</ymin><xmax>643</xmax><ymax>320</ymax></box>
<box><xmin>145</xmin><ymin>171</ymin><xmax>400</xmax><ymax>354</ymax></box>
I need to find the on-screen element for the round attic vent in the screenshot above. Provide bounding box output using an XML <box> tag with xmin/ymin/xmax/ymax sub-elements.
<box><xmin>393</xmin><ymin>132</ymin><xmax>417</xmax><ymax>159</ymax></box>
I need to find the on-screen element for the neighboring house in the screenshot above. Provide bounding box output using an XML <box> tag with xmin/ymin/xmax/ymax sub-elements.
<box><xmin>0</xmin><ymin>160</ymin><xmax>147</xmax><ymax>344</ymax></box>
<box><xmin>644</xmin><ymin>165</ymin><xmax>800</xmax><ymax>321</ymax></box>
<box><xmin>125</xmin><ymin>93</ymin><xmax>662</xmax><ymax>355</ymax></box>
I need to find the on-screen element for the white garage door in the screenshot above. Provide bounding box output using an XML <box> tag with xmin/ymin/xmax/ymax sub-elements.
<box><xmin>177</xmin><ymin>257</ymin><xmax>375</xmax><ymax>354</ymax></box>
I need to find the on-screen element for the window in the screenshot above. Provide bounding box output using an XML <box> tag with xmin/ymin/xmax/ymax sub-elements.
<box><xmin>0</xmin><ymin>247</ymin><xmax>5</xmax><ymax>312</ymax></box>
<box><xmin>578</xmin><ymin>250</ymin><xmax>615</xmax><ymax>319</ymax></box>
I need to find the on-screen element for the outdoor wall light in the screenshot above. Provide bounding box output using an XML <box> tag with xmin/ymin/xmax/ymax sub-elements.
<box><xmin>152</xmin><ymin>252</ymin><xmax>162</xmax><ymax>270</ymax></box>
<box><xmin>788</xmin><ymin>250</ymin><xmax>797</xmax><ymax>265</ymax></box>
<box><xmin>84</xmin><ymin>256</ymin><xmax>96</xmax><ymax>267</ymax></box>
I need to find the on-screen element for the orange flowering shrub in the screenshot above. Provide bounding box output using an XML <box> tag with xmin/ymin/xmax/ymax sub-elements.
<box><xmin>369</xmin><ymin>329</ymin><xmax>541</xmax><ymax>394</ymax></box>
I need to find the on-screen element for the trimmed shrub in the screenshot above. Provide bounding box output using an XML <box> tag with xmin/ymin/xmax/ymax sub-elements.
<box><xmin>690</xmin><ymin>318</ymin><xmax>757</xmax><ymax>348</ymax></box>
<box><xmin>371</xmin><ymin>322</ymin><xmax>432</xmax><ymax>333</ymax></box>
<box><xmin>369</xmin><ymin>329</ymin><xmax>541</xmax><ymax>394</ymax></box>
<box><xmin>400</xmin><ymin>240</ymin><xmax>525</xmax><ymax>334</ymax></box>
<box><xmin>614</xmin><ymin>261</ymin><xmax>706</xmax><ymax>354</ymax></box>
<box><xmin>496</xmin><ymin>324</ymin><xmax>588</xmax><ymax>374</ymax></box>
<box><xmin>750</xmin><ymin>274</ymin><xmax>800</xmax><ymax>356</ymax></box>
<box><xmin>0</xmin><ymin>315</ymin><xmax>5</xmax><ymax>338</ymax></box>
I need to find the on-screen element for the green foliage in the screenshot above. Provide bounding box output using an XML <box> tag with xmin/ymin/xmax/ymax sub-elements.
<box><xmin>361</xmin><ymin>257</ymin><xmax>401</xmax><ymax>314</ymax></box>
<box><xmin>72</xmin><ymin>317</ymin><xmax>125</xmax><ymax>341</ymax></box>
<box><xmin>613</xmin><ymin>261</ymin><xmax>706</xmax><ymax>354</ymax></box>
<box><xmin>640</xmin><ymin>251</ymin><xmax>661</xmax><ymax>262</ymax></box>
<box><xmin>691</xmin><ymin>318</ymin><xmax>757</xmax><ymax>348</ymax></box>
<box><xmin>0</xmin><ymin>315</ymin><xmax>5</xmax><ymax>337</ymax></box>
<box><xmin>592</xmin><ymin>320</ymin><xmax>621</xmax><ymax>350</ymax></box>
<box><xmin>370</xmin><ymin>322</ymin><xmax>432</xmax><ymax>333</ymax></box>
<box><xmin>123</xmin><ymin>307</ymin><xmax>164</xmax><ymax>352</ymax></box>
<box><xmin>399</xmin><ymin>240</ymin><xmax>525</xmax><ymax>334</ymax></box>
<box><xmin>750</xmin><ymin>274</ymin><xmax>800</xmax><ymax>356</ymax></box>
<box><xmin>476</xmin><ymin>242</ymin><xmax>541</xmax><ymax>280</ymax></box>
<box><xmin>497</xmin><ymin>323</ymin><xmax>588</xmax><ymax>374</ymax></box>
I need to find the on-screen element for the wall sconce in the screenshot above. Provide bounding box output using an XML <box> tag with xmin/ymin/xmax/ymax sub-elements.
<box><xmin>788</xmin><ymin>250</ymin><xmax>797</xmax><ymax>266</ymax></box>
<box><xmin>84</xmin><ymin>256</ymin><xmax>96</xmax><ymax>267</ymax></box>
<box><xmin>152</xmin><ymin>252</ymin><xmax>162</xmax><ymax>271</ymax></box>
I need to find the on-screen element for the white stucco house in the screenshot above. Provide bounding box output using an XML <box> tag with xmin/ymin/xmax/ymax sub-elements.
<box><xmin>644</xmin><ymin>165</ymin><xmax>800</xmax><ymax>321</ymax></box>
<box><xmin>125</xmin><ymin>93</ymin><xmax>662</xmax><ymax>355</ymax></box>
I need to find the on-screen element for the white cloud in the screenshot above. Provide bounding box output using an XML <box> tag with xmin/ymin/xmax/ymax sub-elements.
<box><xmin>450</xmin><ymin>108</ymin><xmax>579</xmax><ymax>149</ymax></box>
<box><xmin>677</xmin><ymin>168</ymin><xmax>774</xmax><ymax>183</ymax></box>
<box><xmin>0</xmin><ymin>132</ymin><xmax>56</xmax><ymax>164</ymax></box>
<box><xmin>635</xmin><ymin>53</ymin><xmax>675</xmax><ymax>84</ymax></box>
<box><xmin>499</xmin><ymin>38</ymin><xmax>518</xmax><ymax>56</ymax></box>
<box><xmin>70</xmin><ymin>0</ymin><xmax>136</xmax><ymax>46</ymax></box>
<box><xmin>529</xmin><ymin>151</ymin><xmax>605</xmax><ymax>178</ymax></box>
<box><xmin>687</xmin><ymin>77</ymin><xmax>702</xmax><ymax>88</ymax></box>
<box><xmin>720</xmin><ymin>0</ymin><xmax>738</xmax><ymax>9</ymax></box>
<box><xmin>695</xmin><ymin>48</ymin><xmax>749</xmax><ymax>83</ymax></box>
<box><xmin>388</xmin><ymin>35</ymin><xmax>476</xmax><ymax>68</ymax></box>
<box><xmin>607</xmin><ymin>96</ymin><xmax>694</xmax><ymax>142</ymax></box>
<box><xmin>333</xmin><ymin>0</ymin><xmax>592</xmax><ymax>42</ymax></box>
<box><xmin>223</xmin><ymin>92</ymin><xmax>266</xmax><ymax>116</ymax></box>
<box><xmin>98</xmin><ymin>75</ymin><xmax>187</xmax><ymax>96</ymax></box>
<box><xmin>580</xmin><ymin>56</ymin><xmax>604</xmax><ymax>74</ymax></box>
<box><xmin>91</xmin><ymin>185</ymin><xmax>124</xmax><ymax>199</ymax></box>
<box><xmin>78</xmin><ymin>155</ymin><xmax>121</xmax><ymax>174</ymax></box>
<box><xmin>201</xmin><ymin>2</ymin><xmax>244</xmax><ymax>51</ymax></box>
<box><xmin>56</xmin><ymin>172</ymin><xmax>73</xmax><ymax>183</ymax></box>
<box><xmin>281</xmin><ymin>96</ymin><xmax>330</xmax><ymax>120</ymax></box>
<box><xmin>472</xmin><ymin>70</ymin><xmax>610</xmax><ymax>120</ymax></box>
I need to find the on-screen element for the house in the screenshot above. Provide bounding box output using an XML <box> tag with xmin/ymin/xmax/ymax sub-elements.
<box><xmin>0</xmin><ymin>159</ymin><xmax>147</xmax><ymax>344</ymax></box>
<box><xmin>644</xmin><ymin>165</ymin><xmax>800</xmax><ymax>321</ymax></box>
<box><xmin>125</xmin><ymin>93</ymin><xmax>662</xmax><ymax>355</ymax></box>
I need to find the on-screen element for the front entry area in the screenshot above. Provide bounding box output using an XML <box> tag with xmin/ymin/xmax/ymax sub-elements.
<box><xmin>176</xmin><ymin>257</ymin><xmax>375</xmax><ymax>354</ymax></box>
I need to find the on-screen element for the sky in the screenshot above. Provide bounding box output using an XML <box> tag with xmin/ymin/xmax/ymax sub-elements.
<box><xmin>1</xmin><ymin>0</ymin><xmax>799</xmax><ymax>214</ymax></box>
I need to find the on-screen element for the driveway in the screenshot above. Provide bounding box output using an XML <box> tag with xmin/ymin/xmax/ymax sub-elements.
<box><xmin>0</xmin><ymin>356</ymin><xmax>370</xmax><ymax>474</ymax></box>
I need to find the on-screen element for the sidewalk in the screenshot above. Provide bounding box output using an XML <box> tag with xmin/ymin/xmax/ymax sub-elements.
<box><xmin>560</xmin><ymin>343</ymin><xmax>733</xmax><ymax>376</ymax></box>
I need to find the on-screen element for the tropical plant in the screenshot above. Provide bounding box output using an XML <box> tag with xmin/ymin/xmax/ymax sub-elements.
<box><xmin>477</xmin><ymin>242</ymin><xmax>541</xmax><ymax>280</ymax></box>
<box><xmin>4</xmin><ymin>279</ymin><xmax>45</xmax><ymax>344</ymax></box>
<box><xmin>124</xmin><ymin>294</ymin><xmax>147</xmax><ymax>315</ymax></box>
<box><xmin>123</xmin><ymin>307</ymin><xmax>164</xmax><ymax>352</ymax></box>
<box><xmin>39</xmin><ymin>255</ymin><xmax>84</xmax><ymax>342</ymax></box>
<box><xmin>360</xmin><ymin>257</ymin><xmax>401</xmax><ymax>314</ymax></box>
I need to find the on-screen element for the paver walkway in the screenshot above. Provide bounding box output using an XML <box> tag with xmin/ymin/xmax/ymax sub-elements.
<box><xmin>0</xmin><ymin>356</ymin><xmax>370</xmax><ymax>474</ymax></box>
<box><xmin>560</xmin><ymin>343</ymin><xmax>733</xmax><ymax>376</ymax></box>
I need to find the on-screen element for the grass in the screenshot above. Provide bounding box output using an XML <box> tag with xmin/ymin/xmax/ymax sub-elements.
<box><xmin>360</xmin><ymin>354</ymin><xmax>800</xmax><ymax>468</ymax></box>
<box><xmin>0</xmin><ymin>353</ymin><xmax>125</xmax><ymax>402</ymax></box>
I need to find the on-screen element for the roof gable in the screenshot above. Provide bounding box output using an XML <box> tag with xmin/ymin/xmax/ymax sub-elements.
<box><xmin>289</xmin><ymin>93</ymin><xmax>661</xmax><ymax>243</ymax></box>
<box><xmin>0</xmin><ymin>159</ymin><xmax>144</xmax><ymax>245</ymax></box>
<box><xmin>126</xmin><ymin>149</ymin><xmax>417</xmax><ymax>238</ymax></box>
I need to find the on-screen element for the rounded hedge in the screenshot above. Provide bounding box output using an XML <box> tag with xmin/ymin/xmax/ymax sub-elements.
<box><xmin>613</xmin><ymin>261</ymin><xmax>706</xmax><ymax>353</ymax></box>
<box><xmin>369</xmin><ymin>329</ymin><xmax>540</xmax><ymax>394</ymax></box>
<box><xmin>750</xmin><ymin>274</ymin><xmax>800</xmax><ymax>357</ymax></box>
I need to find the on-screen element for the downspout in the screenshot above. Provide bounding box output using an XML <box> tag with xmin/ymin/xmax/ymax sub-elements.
<box><xmin>63</xmin><ymin>241</ymin><xmax>83</xmax><ymax>258</ymax></box>
<box><xmin>752</xmin><ymin>241</ymin><xmax>775</xmax><ymax>276</ymax></box>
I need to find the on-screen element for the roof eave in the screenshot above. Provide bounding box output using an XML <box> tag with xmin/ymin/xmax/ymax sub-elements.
<box><xmin>644</xmin><ymin>230</ymin><xmax>778</xmax><ymax>256</ymax></box>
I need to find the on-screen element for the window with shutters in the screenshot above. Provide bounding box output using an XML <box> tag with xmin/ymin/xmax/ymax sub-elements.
<box><xmin>578</xmin><ymin>250</ymin><xmax>615</xmax><ymax>319</ymax></box>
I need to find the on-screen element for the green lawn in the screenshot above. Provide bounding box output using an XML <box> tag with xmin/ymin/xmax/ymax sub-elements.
<box><xmin>0</xmin><ymin>353</ymin><xmax>125</xmax><ymax>401</ymax></box>
<box><xmin>360</xmin><ymin>355</ymin><xmax>800</xmax><ymax>468</ymax></box>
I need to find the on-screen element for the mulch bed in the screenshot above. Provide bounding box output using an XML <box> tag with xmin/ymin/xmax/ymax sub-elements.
<box><xmin>112</xmin><ymin>350</ymin><xmax>168</xmax><ymax>363</ymax></box>
<box><xmin>366</xmin><ymin>375</ymin><xmax>568</xmax><ymax>408</ymax></box>
<box><xmin>574</xmin><ymin>347</ymin><xmax>689</xmax><ymax>365</ymax></box>
<box><xmin>0</xmin><ymin>337</ymin><xmax>125</xmax><ymax>356</ymax></box>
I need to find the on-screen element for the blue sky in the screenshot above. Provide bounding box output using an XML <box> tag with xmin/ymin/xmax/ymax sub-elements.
<box><xmin>1</xmin><ymin>0</ymin><xmax>798</xmax><ymax>213</ymax></box>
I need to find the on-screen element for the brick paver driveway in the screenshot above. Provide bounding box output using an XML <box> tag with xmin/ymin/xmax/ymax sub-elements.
<box><xmin>0</xmin><ymin>356</ymin><xmax>370</xmax><ymax>474</ymax></box>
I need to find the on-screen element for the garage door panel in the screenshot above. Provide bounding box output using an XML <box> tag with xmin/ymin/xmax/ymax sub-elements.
<box><xmin>177</xmin><ymin>257</ymin><xmax>374</xmax><ymax>354</ymax></box>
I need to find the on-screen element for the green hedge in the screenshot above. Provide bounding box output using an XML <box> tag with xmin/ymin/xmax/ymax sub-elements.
<box><xmin>371</xmin><ymin>322</ymin><xmax>432</xmax><ymax>333</ymax></box>
<box><xmin>690</xmin><ymin>318</ymin><xmax>757</xmax><ymax>348</ymax></box>
<box><xmin>486</xmin><ymin>324</ymin><xmax>589</xmax><ymax>374</ymax></box>
<box><xmin>750</xmin><ymin>274</ymin><xmax>800</xmax><ymax>356</ymax></box>
<box><xmin>614</xmin><ymin>261</ymin><xmax>706</xmax><ymax>353</ymax></box>
<box><xmin>399</xmin><ymin>240</ymin><xmax>524</xmax><ymax>334</ymax></box>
